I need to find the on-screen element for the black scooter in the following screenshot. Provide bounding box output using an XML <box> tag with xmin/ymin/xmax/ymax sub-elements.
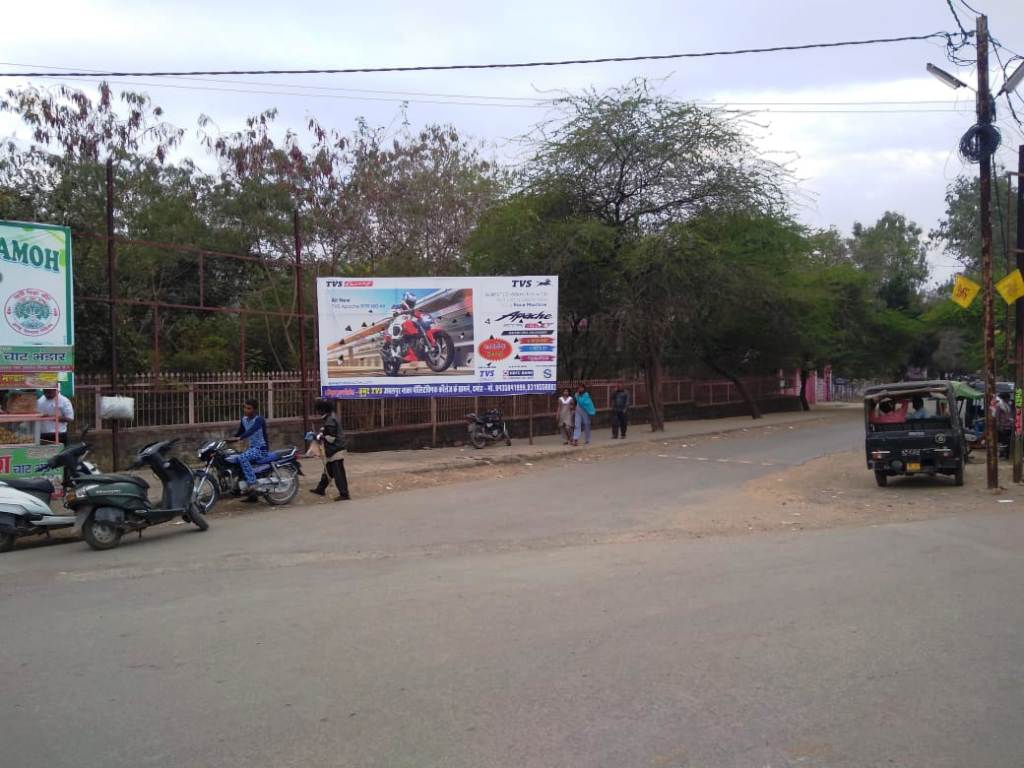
<box><xmin>67</xmin><ymin>439</ymin><xmax>208</xmax><ymax>550</ymax></box>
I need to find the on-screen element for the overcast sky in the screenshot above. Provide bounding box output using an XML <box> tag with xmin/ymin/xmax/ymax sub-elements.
<box><xmin>3</xmin><ymin>0</ymin><xmax>1024</xmax><ymax>283</ymax></box>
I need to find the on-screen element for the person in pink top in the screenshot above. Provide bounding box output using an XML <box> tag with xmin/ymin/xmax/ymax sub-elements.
<box><xmin>871</xmin><ymin>399</ymin><xmax>909</xmax><ymax>424</ymax></box>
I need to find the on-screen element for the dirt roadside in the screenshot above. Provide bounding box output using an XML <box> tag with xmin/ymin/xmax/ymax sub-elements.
<box><xmin>733</xmin><ymin>447</ymin><xmax>1024</xmax><ymax>533</ymax></box>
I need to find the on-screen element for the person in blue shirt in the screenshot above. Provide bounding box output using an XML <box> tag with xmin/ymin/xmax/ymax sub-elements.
<box><xmin>573</xmin><ymin>383</ymin><xmax>596</xmax><ymax>446</ymax></box>
<box><xmin>227</xmin><ymin>398</ymin><xmax>270</xmax><ymax>492</ymax></box>
<box><xmin>907</xmin><ymin>396</ymin><xmax>929</xmax><ymax>420</ymax></box>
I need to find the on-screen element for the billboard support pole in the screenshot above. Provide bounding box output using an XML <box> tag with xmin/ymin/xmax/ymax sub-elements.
<box><xmin>293</xmin><ymin>209</ymin><xmax>310</xmax><ymax>434</ymax></box>
<box><xmin>431</xmin><ymin>397</ymin><xmax>438</xmax><ymax>448</ymax></box>
<box><xmin>528</xmin><ymin>397</ymin><xmax>534</xmax><ymax>445</ymax></box>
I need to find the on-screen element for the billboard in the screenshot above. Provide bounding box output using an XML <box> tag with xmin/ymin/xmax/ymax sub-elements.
<box><xmin>317</xmin><ymin>276</ymin><xmax>558</xmax><ymax>399</ymax></box>
<box><xmin>0</xmin><ymin>220</ymin><xmax>74</xmax><ymax>374</ymax></box>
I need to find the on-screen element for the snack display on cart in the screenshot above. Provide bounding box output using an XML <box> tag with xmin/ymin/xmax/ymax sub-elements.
<box><xmin>0</xmin><ymin>422</ymin><xmax>38</xmax><ymax>445</ymax></box>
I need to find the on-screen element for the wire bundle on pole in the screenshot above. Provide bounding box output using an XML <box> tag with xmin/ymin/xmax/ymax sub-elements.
<box><xmin>959</xmin><ymin>122</ymin><xmax>1002</xmax><ymax>163</ymax></box>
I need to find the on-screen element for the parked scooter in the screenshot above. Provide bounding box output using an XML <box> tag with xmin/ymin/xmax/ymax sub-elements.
<box><xmin>466</xmin><ymin>409</ymin><xmax>512</xmax><ymax>449</ymax></box>
<box><xmin>192</xmin><ymin>440</ymin><xmax>302</xmax><ymax>512</ymax></box>
<box><xmin>0</xmin><ymin>429</ymin><xmax>100</xmax><ymax>552</ymax></box>
<box><xmin>66</xmin><ymin>439</ymin><xmax>208</xmax><ymax>551</ymax></box>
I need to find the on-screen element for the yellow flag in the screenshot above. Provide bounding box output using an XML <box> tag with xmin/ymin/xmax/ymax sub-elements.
<box><xmin>996</xmin><ymin>269</ymin><xmax>1024</xmax><ymax>305</ymax></box>
<box><xmin>951</xmin><ymin>274</ymin><xmax>981</xmax><ymax>309</ymax></box>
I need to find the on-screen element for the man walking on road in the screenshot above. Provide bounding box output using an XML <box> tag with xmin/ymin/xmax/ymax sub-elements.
<box><xmin>310</xmin><ymin>398</ymin><xmax>350</xmax><ymax>501</ymax></box>
<box><xmin>611</xmin><ymin>383</ymin><xmax>630</xmax><ymax>439</ymax></box>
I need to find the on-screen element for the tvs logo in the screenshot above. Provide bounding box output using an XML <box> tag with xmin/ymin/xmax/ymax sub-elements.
<box><xmin>5</xmin><ymin>288</ymin><xmax>60</xmax><ymax>337</ymax></box>
<box><xmin>478</xmin><ymin>338</ymin><xmax>513</xmax><ymax>361</ymax></box>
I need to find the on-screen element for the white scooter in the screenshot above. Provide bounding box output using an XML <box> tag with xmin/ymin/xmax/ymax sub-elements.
<box><xmin>0</xmin><ymin>430</ymin><xmax>98</xmax><ymax>552</ymax></box>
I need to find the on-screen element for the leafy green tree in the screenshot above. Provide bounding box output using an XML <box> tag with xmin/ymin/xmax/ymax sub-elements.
<box><xmin>520</xmin><ymin>80</ymin><xmax>791</xmax><ymax>427</ymax></box>
<box><xmin>527</xmin><ymin>79</ymin><xmax>790</xmax><ymax>234</ymax></box>
<box><xmin>466</xmin><ymin>191</ymin><xmax>622</xmax><ymax>381</ymax></box>
<box><xmin>847</xmin><ymin>211</ymin><xmax>929</xmax><ymax>311</ymax></box>
<box><xmin>930</xmin><ymin>173</ymin><xmax>1018</xmax><ymax>273</ymax></box>
<box><xmin>658</xmin><ymin>213</ymin><xmax>807</xmax><ymax>418</ymax></box>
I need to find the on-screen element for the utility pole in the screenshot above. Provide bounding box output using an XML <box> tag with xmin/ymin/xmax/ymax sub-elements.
<box><xmin>1014</xmin><ymin>145</ymin><xmax>1024</xmax><ymax>483</ymax></box>
<box><xmin>976</xmin><ymin>15</ymin><xmax>999</xmax><ymax>489</ymax></box>
<box><xmin>105</xmin><ymin>158</ymin><xmax>120</xmax><ymax>472</ymax></box>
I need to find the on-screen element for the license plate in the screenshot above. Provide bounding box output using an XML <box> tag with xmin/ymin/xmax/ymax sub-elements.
<box><xmin>907</xmin><ymin>462</ymin><xmax>921</xmax><ymax>472</ymax></box>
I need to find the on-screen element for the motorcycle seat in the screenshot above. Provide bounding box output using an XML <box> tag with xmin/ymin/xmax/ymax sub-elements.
<box><xmin>259</xmin><ymin>448</ymin><xmax>296</xmax><ymax>463</ymax></box>
<box><xmin>83</xmin><ymin>473</ymin><xmax>150</xmax><ymax>490</ymax></box>
<box><xmin>1</xmin><ymin>477</ymin><xmax>55</xmax><ymax>495</ymax></box>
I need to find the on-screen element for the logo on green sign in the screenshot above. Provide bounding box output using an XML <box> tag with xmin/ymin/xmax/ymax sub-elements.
<box><xmin>5</xmin><ymin>288</ymin><xmax>61</xmax><ymax>337</ymax></box>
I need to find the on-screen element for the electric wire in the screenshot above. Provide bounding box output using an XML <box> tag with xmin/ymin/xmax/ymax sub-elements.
<box><xmin>0</xmin><ymin>62</ymin><xmax>980</xmax><ymax>108</ymax></box>
<box><xmin>0</xmin><ymin>32</ymin><xmax>956</xmax><ymax>78</ymax></box>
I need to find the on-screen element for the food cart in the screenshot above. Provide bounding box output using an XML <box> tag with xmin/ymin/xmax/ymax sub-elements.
<box><xmin>0</xmin><ymin>220</ymin><xmax>74</xmax><ymax>493</ymax></box>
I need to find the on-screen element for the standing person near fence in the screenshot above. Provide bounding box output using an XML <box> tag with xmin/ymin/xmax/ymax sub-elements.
<box><xmin>611</xmin><ymin>383</ymin><xmax>630</xmax><ymax>439</ymax></box>
<box><xmin>573</xmin><ymin>383</ymin><xmax>595</xmax><ymax>446</ymax></box>
<box><xmin>310</xmin><ymin>398</ymin><xmax>350</xmax><ymax>501</ymax></box>
<box><xmin>226</xmin><ymin>399</ymin><xmax>269</xmax><ymax>495</ymax></box>
<box><xmin>557</xmin><ymin>389</ymin><xmax>575</xmax><ymax>445</ymax></box>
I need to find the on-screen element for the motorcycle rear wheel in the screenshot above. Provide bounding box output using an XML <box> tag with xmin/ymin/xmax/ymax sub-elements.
<box><xmin>82</xmin><ymin>517</ymin><xmax>122</xmax><ymax>551</ymax></box>
<box><xmin>469</xmin><ymin>428</ymin><xmax>487</xmax><ymax>449</ymax></box>
<box><xmin>266</xmin><ymin>465</ymin><xmax>299</xmax><ymax>506</ymax></box>
<box><xmin>0</xmin><ymin>531</ymin><xmax>15</xmax><ymax>553</ymax></box>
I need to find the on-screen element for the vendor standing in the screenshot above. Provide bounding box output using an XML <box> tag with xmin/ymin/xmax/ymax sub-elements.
<box><xmin>37</xmin><ymin>388</ymin><xmax>74</xmax><ymax>445</ymax></box>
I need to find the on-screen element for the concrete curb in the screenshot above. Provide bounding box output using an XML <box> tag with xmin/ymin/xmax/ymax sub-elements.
<box><xmin>342</xmin><ymin>411</ymin><xmax>835</xmax><ymax>480</ymax></box>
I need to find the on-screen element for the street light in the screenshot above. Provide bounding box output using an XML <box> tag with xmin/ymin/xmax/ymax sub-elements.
<box><xmin>998</xmin><ymin>60</ymin><xmax>1024</xmax><ymax>96</ymax></box>
<box><xmin>927</xmin><ymin>62</ymin><xmax>971</xmax><ymax>90</ymax></box>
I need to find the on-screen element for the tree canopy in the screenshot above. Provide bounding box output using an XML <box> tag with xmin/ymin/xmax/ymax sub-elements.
<box><xmin>0</xmin><ymin>78</ymin><xmax>954</xmax><ymax>426</ymax></box>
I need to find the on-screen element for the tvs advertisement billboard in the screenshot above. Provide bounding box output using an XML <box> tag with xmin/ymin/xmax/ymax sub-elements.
<box><xmin>316</xmin><ymin>276</ymin><xmax>558</xmax><ymax>399</ymax></box>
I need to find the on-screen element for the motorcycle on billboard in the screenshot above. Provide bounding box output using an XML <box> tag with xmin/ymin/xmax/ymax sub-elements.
<box><xmin>380</xmin><ymin>292</ymin><xmax>455</xmax><ymax>376</ymax></box>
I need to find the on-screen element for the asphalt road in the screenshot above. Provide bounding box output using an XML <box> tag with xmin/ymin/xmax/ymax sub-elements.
<box><xmin>4</xmin><ymin>415</ymin><xmax>1024</xmax><ymax>767</ymax></box>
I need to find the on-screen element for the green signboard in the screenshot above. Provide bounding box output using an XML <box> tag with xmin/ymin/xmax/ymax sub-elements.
<box><xmin>0</xmin><ymin>220</ymin><xmax>74</xmax><ymax>371</ymax></box>
<box><xmin>0</xmin><ymin>443</ymin><xmax>62</xmax><ymax>493</ymax></box>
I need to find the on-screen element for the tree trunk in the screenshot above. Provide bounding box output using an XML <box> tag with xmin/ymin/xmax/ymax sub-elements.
<box><xmin>645</xmin><ymin>354</ymin><xmax>665</xmax><ymax>431</ymax></box>
<box><xmin>706</xmin><ymin>358</ymin><xmax>761</xmax><ymax>419</ymax></box>
<box><xmin>798</xmin><ymin>368</ymin><xmax>811</xmax><ymax>412</ymax></box>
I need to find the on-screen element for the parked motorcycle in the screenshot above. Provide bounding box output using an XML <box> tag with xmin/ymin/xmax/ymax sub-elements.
<box><xmin>466</xmin><ymin>409</ymin><xmax>512</xmax><ymax>449</ymax></box>
<box><xmin>66</xmin><ymin>439</ymin><xmax>208</xmax><ymax>551</ymax></box>
<box><xmin>193</xmin><ymin>440</ymin><xmax>302</xmax><ymax>512</ymax></box>
<box><xmin>381</xmin><ymin>305</ymin><xmax>455</xmax><ymax>376</ymax></box>
<box><xmin>0</xmin><ymin>429</ymin><xmax>100</xmax><ymax>552</ymax></box>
